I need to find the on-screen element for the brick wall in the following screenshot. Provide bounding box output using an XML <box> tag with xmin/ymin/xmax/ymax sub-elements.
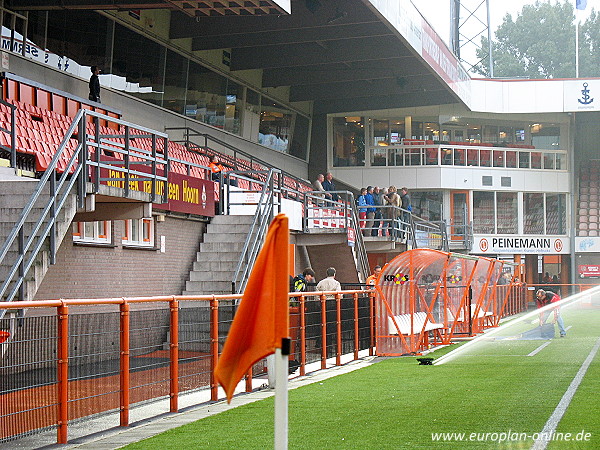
<box><xmin>34</xmin><ymin>216</ymin><xmax>206</xmax><ymax>300</ymax></box>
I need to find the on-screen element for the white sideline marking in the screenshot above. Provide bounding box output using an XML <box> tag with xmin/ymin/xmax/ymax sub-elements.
<box><xmin>531</xmin><ymin>337</ymin><xmax>600</xmax><ymax>450</ymax></box>
<box><xmin>527</xmin><ymin>341</ymin><xmax>551</xmax><ymax>357</ymax></box>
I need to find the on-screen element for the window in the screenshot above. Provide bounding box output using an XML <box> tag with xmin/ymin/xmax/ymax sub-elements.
<box><xmin>524</xmin><ymin>193</ymin><xmax>544</xmax><ymax>234</ymax></box>
<box><xmin>473</xmin><ymin>192</ymin><xmax>495</xmax><ymax>234</ymax></box>
<box><xmin>410</xmin><ymin>191</ymin><xmax>442</xmax><ymax>221</ymax></box>
<box><xmin>259</xmin><ymin>99</ymin><xmax>293</xmax><ymax>153</ymax></box>
<box><xmin>496</xmin><ymin>193</ymin><xmax>518</xmax><ymax>234</ymax></box>
<box><xmin>72</xmin><ymin>221</ymin><xmax>111</xmax><ymax>244</ymax></box>
<box><xmin>546</xmin><ymin>194</ymin><xmax>567</xmax><ymax>235</ymax></box>
<box><xmin>122</xmin><ymin>218</ymin><xmax>154</xmax><ymax>247</ymax></box>
<box><xmin>332</xmin><ymin>117</ymin><xmax>365</xmax><ymax>167</ymax></box>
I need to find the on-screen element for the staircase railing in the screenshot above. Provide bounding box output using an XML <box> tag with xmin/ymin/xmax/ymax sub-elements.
<box><xmin>411</xmin><ymin>215</ymin><xmax>449</xmax><ymax>250</ymax></box>
<box><xmin>0</xmin><ymin>110</ymin><xmax>169</xmax><ymax>315</ymax></box>
<box><xmin>230</xmin><ymin>168</ymin><xmax>281</xmax><ymax>294</ymax></box>
<box><xmin>346</xmin><ymin>193</ymin><xmax>371</xmax><ymax>284</ymax></box>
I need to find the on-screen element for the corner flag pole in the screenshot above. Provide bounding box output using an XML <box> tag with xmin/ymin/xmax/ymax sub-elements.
<box><xmin>274</xmin><ymin>337</ymin><xmax>290</xmax><ymax>449</ymax></box>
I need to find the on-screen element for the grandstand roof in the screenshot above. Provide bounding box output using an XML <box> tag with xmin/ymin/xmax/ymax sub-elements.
<box><xmin>7</xmin><ymin>0</ymin><xmax>459</xmax><ymax>114</ymax></box>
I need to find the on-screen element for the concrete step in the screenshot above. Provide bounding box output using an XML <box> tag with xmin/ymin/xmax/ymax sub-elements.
<box><xmin>0</xmin><ymin>179</ymin><xmax>40</xmax><ymax>193</ymax></box>
<box><xmin>193</xmin><ymin>260</ymin><xmax>238</xmax><ymax>272</ymax></box>
<box><xmin>188</xmin><ymin>271</ymin><xmax>236</xmax><ymax>282</ymax></box>
<box><xmin>195</xmin><ymin>251</ymin><xmax>240</xmax><ymax>262</ymax></box>
<box><xmin>202</xmin><ymin>232</ymin><xmax>250</xmax><ymax>243</ymax></box>
<box><xmin>0</xmin><ymin>208</ymin><xmax>48</xmax><ymax>222</ymax></box>
<box><xmin>199</xmin><ymin>241</ymin><xmax>245</xmax><ymax>253</ymax></box>
<box><xmin>205</xmin><ymin>226</ymin><xmax>252</xmax><ymax>235</ymax></box>
<box><xmin>210</xmin><ymin>215</ymin><xmax>255</xmax><ymax>226</ymax></box>
<box><xmin>185</xmin><ymin>280</ymin><xmax>233</xmax><ymax>294</ymax></box>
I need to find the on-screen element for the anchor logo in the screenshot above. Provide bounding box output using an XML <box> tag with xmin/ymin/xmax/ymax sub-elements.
<box><xmin>578</xmin><ymin>82</ymin><xmax>594</xmax><ymax>105</ymax></box>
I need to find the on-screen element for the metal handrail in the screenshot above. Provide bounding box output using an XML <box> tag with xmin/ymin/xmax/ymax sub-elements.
<box><xmin>346</xmin><ymin>193</ymin><xmax>371</xmax><ymax>284</ymax></box>
<box><xmin>230</xmin><ymin>168</ymin><xmax>281</xmax><ymax>294</ymax></box>
<box><xmin>0</xmin><ymin>110</ymin><xmax>169</xmax><ymax>315</ymax></box>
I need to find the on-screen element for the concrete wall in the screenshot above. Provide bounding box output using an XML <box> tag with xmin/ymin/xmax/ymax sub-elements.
<box><xmin>34</xmin><ymin>216</ymin><xmax>206</xmax><ymax>300</ymax></box>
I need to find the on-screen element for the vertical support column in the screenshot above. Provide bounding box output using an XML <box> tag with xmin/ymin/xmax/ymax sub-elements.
<box><xmin>169</xmin><ymin>298</ymin><xmax>179</xmax><ymax>413</ymax></box>
<box><xmin>210</xmin><ymin>298</ymin><xmax>219</xmax><ymax>401</ymax></box>
<box><xmin>335</xmin><ymin>294</ymin><xmax>341</xmax><ymax>366</ymax></box>
<box><xmin>119</xmin><ymin>302</ymin><xmax>130</xmax><ymax>427</ymax></box>
<box><xmin>57</xmin><ymin>304</ymin><xmax>69</xmax><ymax>444</ymax></box>
<box><xmin>299</xmin><ymin>295</ymin><xmax>306</xmax><ymax>376</ymax></box>
<box><xmin>353</xmin><ymin>293</ymin><xmax>359</xmax><ymax>360</ymax></box>
<box><xmin>369</xmin><ymin>291</ymin><xmax>375</xmax><ymax>356</ymax></box>
<box><xmin>320</xmin><ymin>294</ymin><xmax>327</xmax><ymax>370</ymax></box>
<box><xmin>245</xmin><ymin>367</ymin><xmax>253</xmax><ymax>392</ymax></box>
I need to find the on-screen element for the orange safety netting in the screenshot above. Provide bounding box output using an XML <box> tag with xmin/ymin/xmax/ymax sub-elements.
<box><xmin>375</xmin><ymin>248</ymin><xmax>523</xmax><ymax>356</ymax></box>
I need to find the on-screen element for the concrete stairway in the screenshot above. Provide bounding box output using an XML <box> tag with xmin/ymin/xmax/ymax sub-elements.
<box><xmin>0</xmin><ymin>167</ymin><xmax>77</xmax><ymax>303</ymax></box>
<box><xmin>183</xmin><ymin>214</ymin><xmax>256</xmax><ymax>295</ymax></box>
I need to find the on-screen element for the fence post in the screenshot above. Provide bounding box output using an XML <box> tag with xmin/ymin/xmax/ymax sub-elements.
<box><xmin>320</xmin><ymin>294</ymin><xmax>327</xmax><ymax>370</ymax></box>
<box><xmin>57</xmin><ymin>304</ymin><xmax>69</xmax><ymax>444</ymax></box>
<box><xmin>369</xmin><ymin>291</ymin><xmax>375</xmax><ymax>356</ymax></box>
<box><xmin>210</xmin><ymin>297</ymin><xmax>219</xmax><ymax>401</ymax></box>
<box><xmin>169</xmin><ymin>298</ymin><xmax>179</xmax><ymax>413</ymax></box>
<box><xmin>335</xmin><ymin>294</ymin><xmax>341</xmax><ymax>366</ymax></box>
<box><xmin>245</xmin><ymin>367</ymin><xmax>253</xmax><ymax>393</ymax></box>
<box><xmin>299</xmin><ymin>295</ymin><xmax>306</xmax><ymax>376</ymax></box>
<box><xmin>119</xmin><ymin>301</ymin><xmax>130</xmax><ymax>426</ymax></box>
<box><xmin>353</xmin><ymin>292</ymin><xmax>359</xmax><ymax>360</ymax></box>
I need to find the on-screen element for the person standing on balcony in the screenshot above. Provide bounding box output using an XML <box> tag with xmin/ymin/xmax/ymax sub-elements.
<box><xmin>372</xmin><ymin>186</ymin><xmax>384</xmax><ymax>236</ymax></box>
<box><xmin>322</xmin><ymin>172</ymin><xmax>338</xmax><ymax>202</ymax></box>
<box><xmin>209</xmin><ymin>155</ymin><xmax>225</xmax><ymax>182</ymax></box>
<box><xmin>365</xmin><ymin>186</ymin><xmax>376</xmax><ymax>237</ymax></box>
<box><xmin>88</xmin><ymin>66</ymin><xmax>101</xmax><ymax>103</ymax></box>
<box><xmin>357</xmin><ymin>187</ymin><xmax>368</xmax><ymax>231</ymax></box>
<box><xmin>400</xmin><ymin>187</ymin><xmax>412</xmax><ymax>237</ymax></box>
<box><xmin>384</xmin><ymin>185</ymin><xmax>401</xmax><ymax>237</ymax></box>
<box><xmin>313</xmin><ymin>173</ymin><xmax>330</xmax><ymax>203</ymax></box>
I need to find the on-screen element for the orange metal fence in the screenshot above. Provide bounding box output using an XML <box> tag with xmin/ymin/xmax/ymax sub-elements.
<box><xmin>0</xmin><ymin>291</ymin><xmax>375</xmax><ymax>445</ymax></box>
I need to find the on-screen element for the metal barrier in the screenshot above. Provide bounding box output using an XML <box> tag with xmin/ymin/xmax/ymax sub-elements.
<box><xmin>0</xmin><ymin>290</ymin><xmax>375</xmax><ymax>445</ymax></box>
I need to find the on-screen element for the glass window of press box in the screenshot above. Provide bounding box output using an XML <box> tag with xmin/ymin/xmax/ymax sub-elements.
<box><xmin>473</xmin><ymin>191</ymin><xmax>566</xmax><ymax>235</ymax></box>
<box><xmin>333</xmin><ymin>117</ymin><xmax>365</xmax><ymax>167</ymax></box>
<box><xmin>15</xmin><ymin>10</ymin><xmax>308</xmax><ymax>158</ymax></box>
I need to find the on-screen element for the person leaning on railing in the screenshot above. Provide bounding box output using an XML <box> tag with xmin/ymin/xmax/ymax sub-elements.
<box><xmin>383</xmin><ymin>186</ymin><xmax>400</xmax><ymax>237</ymax></box>
<box><xmin>209</xmin><ymin>155</ymin><xmax>237</xmax><ymax>186</ymax></box>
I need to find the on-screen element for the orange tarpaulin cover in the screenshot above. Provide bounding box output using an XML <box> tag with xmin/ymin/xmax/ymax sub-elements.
<box><xmin>215</xmin><ymin>214</ymin><xmax>289</xmax><ymax>402</ymax></box>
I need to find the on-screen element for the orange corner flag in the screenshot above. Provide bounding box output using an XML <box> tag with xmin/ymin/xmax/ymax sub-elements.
<box><xmin>215</xmin><ymin>214</ymin><xmax>289</xmax><ymax>402</ymax></box>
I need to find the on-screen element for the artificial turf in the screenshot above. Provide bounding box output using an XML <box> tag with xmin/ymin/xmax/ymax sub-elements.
<box><xmin>125</xmin><ymin>308</ymin><xmax>600</xmax><ymax>449</ymax></box>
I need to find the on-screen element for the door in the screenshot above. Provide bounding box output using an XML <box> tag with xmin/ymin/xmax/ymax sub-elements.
<box><xmin>450</xmin><ymin>191</ymin><xmax>469</xmax><ymax>242</ymax></box>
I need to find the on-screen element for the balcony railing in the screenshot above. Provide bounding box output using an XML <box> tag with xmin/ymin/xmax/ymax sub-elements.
<box><xmin>346</xmin><ymin>143</ymin><xmax>567</xmax><ymax>170</ymax></box>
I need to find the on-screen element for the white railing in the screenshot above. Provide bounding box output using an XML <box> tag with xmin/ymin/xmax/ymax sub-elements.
<box><xmin>364</xmin><ymin>143</ymin><xmax>567</xmax><ymax>170</ymax></box>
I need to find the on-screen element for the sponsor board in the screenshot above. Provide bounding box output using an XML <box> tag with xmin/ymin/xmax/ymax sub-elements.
<box><xmin>575</xmin><ymin>236</ymin><xmax>600</xmax><ymax>253</ymax></box>
<box><xmin>579</xmin><ymin>265</ymin><xmax>600</xmax><ymax>278</ymax></box>
<box><xmin>473</xmin><ymin>236</ymin><xmax>569</xmax><ymax>254</ymax></box>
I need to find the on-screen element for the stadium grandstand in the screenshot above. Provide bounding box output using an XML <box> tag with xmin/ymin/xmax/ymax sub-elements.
<box><xmin>0</xmin><ymin>0</ymin><xmax>599</xmax><ymax>445</ymax></box>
